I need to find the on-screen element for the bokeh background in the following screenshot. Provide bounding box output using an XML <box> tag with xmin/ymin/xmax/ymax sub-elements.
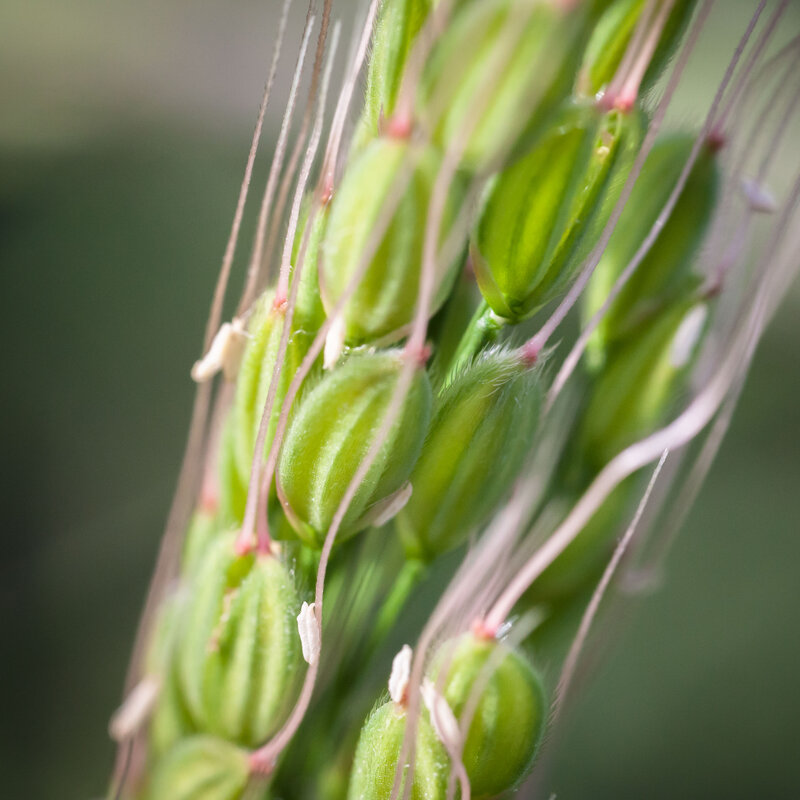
<box><xmin>1</xmin><ymin>1</ymin><xmax>798</xmax><ymax>798</ymax></box>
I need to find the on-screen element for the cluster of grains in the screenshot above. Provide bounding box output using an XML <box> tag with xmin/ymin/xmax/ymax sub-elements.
<box><xmin>109</xmin><ymin>1</ymin><xmax>799</xmax><ymax>798</ymax></box>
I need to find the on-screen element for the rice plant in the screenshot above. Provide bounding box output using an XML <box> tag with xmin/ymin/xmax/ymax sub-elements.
<box><xmin>107</xmin><ymin>1</ymin><xmax>800</xmax><ymax>798</ymax></box>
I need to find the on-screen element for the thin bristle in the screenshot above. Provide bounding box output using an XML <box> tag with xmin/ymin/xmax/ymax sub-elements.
<box><xmin>240</xmin><ymin>12</ymin><xmax>317</xmax><ymax>313</ymax></box>
<box><xmin>553</xmin><ymin>450</ymin><xmax>669</xmax><ymax>720</ymax></box>
<box><xmin>237</xmin><ymin>21</ymin><xmax>342</xmax><ymax>556</ymax></box>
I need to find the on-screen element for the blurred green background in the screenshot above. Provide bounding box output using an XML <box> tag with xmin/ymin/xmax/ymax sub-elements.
<box><xmin>1</xmin><ymin>1</ymin><xmax>798</xmax><ymax>798</ymax></box>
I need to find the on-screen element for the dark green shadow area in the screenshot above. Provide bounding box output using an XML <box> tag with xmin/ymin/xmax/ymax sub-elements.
<box><xmin>0</xmin><ymin>132</ymin><xmax>252</xmax><ymax>798</ymax></box>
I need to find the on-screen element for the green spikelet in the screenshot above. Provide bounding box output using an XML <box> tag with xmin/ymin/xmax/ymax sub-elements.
<box><xmin>231</xmin><ymin>295</ymin><xmax>273</xmax><ymax>486</ymax></box>
<box><xmin>347</xmin><ymin>701</ymin><xmax>449</xmax><ymax>800</ymax></box>
<box><xmin>396</xmin><ymin>348</ymin><xmax>541</xmax><ymax>560</ymax></box>
<box><xmin>580</xmin><ymin>294</ymin><xmax>710</xmax><ymax>472</ymax></box>
<box><xmin>418</xmin><ymin>0</ymin><xmax>594</xmax><ymax>171</ymax></box>
<box><xmin>277</xmin><ymin>350</ymin><xmax>432</xmax><ymax>547</ymax></box>
<box><xmin>147</xmin><ymin>735</ymin><xmax>260</xmax><ymax>800</ymax></box>
<box><xmin>472</xmin><ymin>100</ymin><xmax>645</xmax><ymax>322</ymax></box>
<box><xmin>431</xmin><ymin>633</ymin><xmax>546</xmax><ymax>798</ymax></box>
<box><xmin>176</xmin><ymin>533</ymin><xmax>302</xmax><ymax>748</ymax></box>
<box><xmin>577</xmin><ymin>0</ymin><xmax>699</xmax><ymax>98</ymax></box>
<box><xmin>290</xmin><ymin>198</ymin><xmax>327</xmax><ymax>332</ymax></box>
<box><xmin>583</xmin><ymin>133</ymin><xmax>719</xmax><ymax>368</ymax></box>
<box><xmin>362</xmin><ymin>0</ymin><xmax>433</xmax><ymax>137</ymax></box>
<box><xmin>320</xmin><ymin>137</ymin><xmax>465</xmax><ymax>345</ymax></box>
<box><xmin>230</xmin><ymin>293</ymin><xmax>315</xmax><ymax>495</ymax></box>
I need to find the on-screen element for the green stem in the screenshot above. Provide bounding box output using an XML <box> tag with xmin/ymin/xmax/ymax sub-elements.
<box><xmin>446</xmin><ymin>300</ymin><xmax>507</xmax><ymax>384</ymax></box>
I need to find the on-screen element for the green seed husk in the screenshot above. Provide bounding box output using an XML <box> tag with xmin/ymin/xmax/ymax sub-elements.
<box><xmin>290</xmin><ymin>198</ymin><xmax>328</xmax><ymax>332</ymax></box>
<box><xmin>176</xmin><ymin>533</ymin><xmax>302</xmax><ymax>748</ymax></box>
<box><xmin>472</xmin><ymin>99</ymin><xmax>646</xmax><ymax>322</ymax></box>
<box><xmin>146</xmin><ymin>735</ymin><xmax>258</xmax><ymax>800</ymax></box>
<box><xmin>583</xmin><ymin>133</ymin><xmax>719</xmax><ymax>368</ymax></box>
<box><xmin>418</xmin><ymin>0</ymin><xmax>595</xmax><ymax>171</ymax></box>
<box><xmin>347</xmin><ymin>701</ymin><xmax>449</xmax><ymax>800</ymax></box>
<box><xmin>579</xmin><ymin>293</ymin><xmax>710</xmax><ymax>472</ymax></box>
<box><xmin>361</xmin><ymin>0</ymin><xmax>433</xmax><ymax>138</ymax></box>
<box><xmin>231</xmin><ymin>292</ymin><xmax>315</xmax><ymax>494</ymax></box>
<box><xmin>396</xmin><ymin>348</ymin><xmax>541</xmax><ymax>561</ymax></box>
<box><xmin>320</xmin><ymin>136</ymin><xmax>466</xmax><ymax>345</ymax></box>
<box><xmin>431</xmin><ymin>633</ymin><xmax>546</xmax><ymax>798</ymax></box>
<box><xmin>577</xmin><ymin>0</ymin><xmax>699</xmax><ymax>98</ymax></box>
<box><xmin>277</xmin><ymin>350</ymin><xmax>432</xmax><ymax>547</ymax></box>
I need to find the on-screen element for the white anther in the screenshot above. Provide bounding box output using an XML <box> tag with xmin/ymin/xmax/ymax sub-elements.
<box><xmin>388</xmin><ymin>644</ymin><xmax>413</xmax><ymax>705</ymax></box>
<box><xmin>191</xmin><ymin>317</ymin><xmax>248</xmax><ymax>383</ymax></box>
<box><xmin>741</xmin><ymin>177</ymin><xmax>777</xmax><ymax>214</ymax></box>
<box><xmin>324</xmin><ymin>314</ymin><xmax>346</xmax><ymax>370</ymax></box>
<box><xmin>109</xmin><ymin>677</ymin><xmax>160</xmax><ymax>742</ymax></box>
<box><xmin>370</xmin><ymin>482</ymin><xmax>413</xmax><ymax>527</ymax></box>
<box><xmin>670</xmin><ymin>305</ymin><xmax>708</xmax><ymax>368</ymax></box>
<box><xmin>421</xmin><ymin>678</ymin><xmax>462</xmax><ymax>749</ymax></box>
<box><xmin>297</xmin><ymin>601</ymin><xmax>320</xmax><ymax>665</ymax></box>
